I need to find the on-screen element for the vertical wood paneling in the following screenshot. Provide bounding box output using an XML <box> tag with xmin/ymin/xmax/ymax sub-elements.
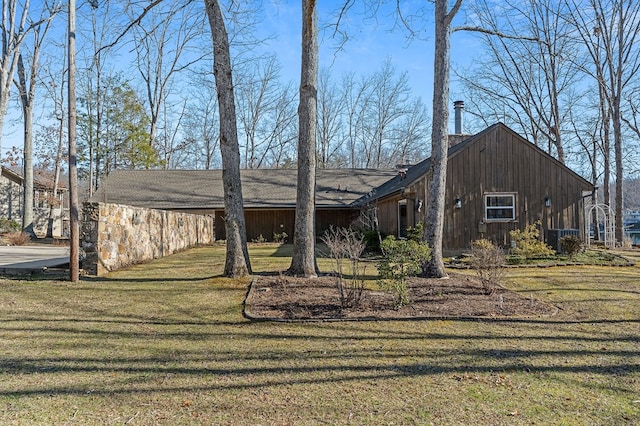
<box><xmin>445</xmin><ymin>125</ymin><xmax>590</xmax><ymax>249</ymax></box>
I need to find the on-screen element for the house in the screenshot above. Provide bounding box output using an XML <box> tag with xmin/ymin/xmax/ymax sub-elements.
<box><xmin>355</xmin><ymin>123</ymin><xmax>594</xmax><ymax>250</ymax></box>
<box><xmin>90</xmin><ymin>123</ymin><xmax>594</xmax><ymax>250</ymax></box>
<box><xmin>0</xmin><ymin>166</ymin><xmax>22</xmax><ymax>224</ymax></box>
<box><xmin>0</xmin><ymin>166</ymin><xmax>69</xmax><ymax>237</ymax></box>
<box><xmin>90</xmin><ymin>168</ymin><xmax>397</xmax><ymax>242</ymax></box>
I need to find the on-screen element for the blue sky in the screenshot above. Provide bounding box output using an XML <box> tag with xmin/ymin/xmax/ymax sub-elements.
<box><xmin>260</xmin><ymin>0</ymin><xmax>482</xmax><ymax>125</ymax></box>
<box><xmin>1</xmin><ymin>1</ymin><xmax>483</xmax><ymax>154</ymax></box>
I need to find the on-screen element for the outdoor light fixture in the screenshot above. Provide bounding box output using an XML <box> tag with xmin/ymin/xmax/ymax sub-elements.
<box><xmin>416</xmin><ymin>199</ymin><xmax>423</xmax><ymax>212</ymax></box>
<box><xmin>545</xmin><ymin>196</ymin><xmax>552</xmax><ymax>208</ymax></box>
<box><xmin>455</xmin><ymin>197</ymin><xmax>462</xmax><ymax>209</ymax></box>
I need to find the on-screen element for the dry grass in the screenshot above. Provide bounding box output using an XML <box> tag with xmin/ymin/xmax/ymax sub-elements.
<box><xmin>4</xmin><ymin>232</ymin><xmax>31</xmax><ymax>246</ymax></box>
<box><xmin>0</xmin><ymin>243</ymin><xmax>638</xmax><ymax>425</ymax></box>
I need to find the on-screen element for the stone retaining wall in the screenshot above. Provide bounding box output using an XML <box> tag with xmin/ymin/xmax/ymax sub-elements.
<box><xmin>81</xmin><ymin>202</ymin><xmax>214</xmax><ymax>275</ymax></box>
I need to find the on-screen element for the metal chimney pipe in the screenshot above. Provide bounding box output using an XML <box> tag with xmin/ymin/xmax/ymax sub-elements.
<box><xmin>454</xmin><ymin>100</ymin><xmax>464</xmax><ymax>134</ymax></box>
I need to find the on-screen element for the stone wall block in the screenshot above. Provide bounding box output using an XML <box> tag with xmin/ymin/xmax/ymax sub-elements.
<box><xmin>81</xmin><ymin>202</ymin><xmax>215</xmax><ymax>275</ymax></box>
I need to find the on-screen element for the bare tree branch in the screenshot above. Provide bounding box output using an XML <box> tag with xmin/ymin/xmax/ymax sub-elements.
<box><xmin>97</xmin><ymin>0</ymin><xmax>166</xmax><ymax>54</ymax></box>
<box><xmin>453</xmin><ymin>25</ymin><xmax>542</xmax><ymax>43</ymax></box>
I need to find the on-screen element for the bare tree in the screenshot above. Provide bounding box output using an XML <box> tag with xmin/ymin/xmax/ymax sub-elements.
<box><xmin>566</xmin><ymin>0</ymin><xmax>640</xmax><ymax>242</ymax></box>
<box><xmin>362</xmin><ymin>59</ymin><xmax>413</xmax><ymax>167</ymax></box>
<box><xmin>0</xmin><ymin>0</ymin><xmax>31</xmax><ymax>144</ymax></box>
<box><xmin>204</xmin><ymin>0</ymin><xmax>251</xmax><ymax>277</ymax></box>
<box><xmin>39</xmin><ymin>65</ymin><xmax>67</xmax><ymax>237</ymax></box>
<box><xmin>289</xmin><ymin>0</ymin><xmax>318</xmax><ymax>277</ymax></box>
<box><xmin>260</xmin><ymin>83</ymin><xmax>298</xmax><ymax>168</ymax></box>
<box><xmin>341</xmin><ymin>71</ymin><xmax>371</xmax><ymax>168</ymax></box>
<box><xmin>179</xmin><ymin>74</ymin><xmax>221</xmax><ymax>169</ymax></box>
<box><xmin>68</xmin><ymin>0</ymin><xmax>79</xmax><ymax>281</ymax></box>
<box><xmin>422</xmin><ymin>0</ymin><xmax>462</xmax><ymax>278</ymax></box>
<box><xmin>15</xmin><ymin>2</ymin><xmax>59</xmax><ymax>234</ymax></box>
<box><xmin>458</xmin><ymin>0</ymin><xmax>583</xmax><ymax>163</ymax></box>
<box><xmin>317</xmin><ymin>68</ymin><xmax>344</xmax><ymax>168</ymax></box>
<box><xmin>337</xmin><ymin>62</ymin><xmax>427</xmax><ymax>168</ymax></box>
<box><xmin>235</xmin><ymin>55</ymin><xmax>283</xmax><ymax>168</ymax></box>
<box><xmin>77</xmin><ymin>0</ymin><xmax>119</xmax><ymax>194</ymax></box>
<box><xmin>390</xmin><ymin>98</ymin><xmax>430</xmax><ymax>164</ymax></box>
<box><xmin>130</xmin><ymin>1</ymin><xmax>205</xmax><ymax>153</ymax></box>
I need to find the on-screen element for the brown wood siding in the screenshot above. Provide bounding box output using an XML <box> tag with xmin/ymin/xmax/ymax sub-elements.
<box><xmin>376</xmin><ymin>195</ymin><xmax>403</xmax><ymax>237</ymax></box>
<box><xmin>245</xmin><ymin>209</ymin><xmax>295</xmax><ymax>242</ymax></box>
<box><xmin>441</xmin><ymin>125</ymin><xmax>592</xmax><ymax>250</ymax></box>
<box><xmin>378</xmin><ymin>124</ymin><xmax>593</xmax><ymax>251</ymax></box>
<box><xmin>215</xmin><ymin>209</ymin><xmax>295</xmax><ymax>242</ymax></box>
<box><xmin>215</xmin><ymin>208</ymin><xmax>358</xmax><ymax>242</ymax></box>
<box><xmin>316</xmin><ymin>209</ymin><xmax>359</xmax><ymax>236</ymax></box>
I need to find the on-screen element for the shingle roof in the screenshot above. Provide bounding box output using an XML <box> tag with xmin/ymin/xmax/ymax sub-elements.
<box><xmin>1</xmin><ymin>166</ymin><xmax>68</xmax><ymax>190</ymax></box>
<box><xmin>353</xmin><ymin>126</ymin><xmax>489</xmax><ymax>205</ymax></box>
<box><xmin>90</xmin><ymin>168</ymin><xmax>397</xmax><ymax>210</ymax></box>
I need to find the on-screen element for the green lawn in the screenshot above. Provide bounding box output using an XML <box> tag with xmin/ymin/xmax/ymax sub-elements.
<box><xmin>0</xmin><ymin>243</ymin><xmax>638</xmax><ymax>425</ymax></box>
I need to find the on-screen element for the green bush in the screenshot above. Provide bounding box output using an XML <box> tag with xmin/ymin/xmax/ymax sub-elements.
<box><xmin>509</xmin><ymin>221</ymin><xmax>554</xmax><ymax>259</ymax></box>
<box><xmin>251</xmin><ymin>234</ymin><xmax>266</xmax><ymax>243</ymax></box>
<box><xmin>560</xmin><ymin>235</ymin><xmax>582</xmax><ymax>259</ymax></box>
<box><xmin>405</xmin><ymin>222</ymin><xmax>424</xmax><ymax>243</ymax></box>
<box><xmin>0</xmin><ymin>218</ymin><xmax>20</xmax><ymax>234</ymax></box>
<box><xmin>362</xmin><ymin>230</ymin><xmax>384</xmax><ymax>252</ymax></box>
<box><xmin>377</xmin><ymin>236</ymin><xmax>431</xmax><ymax>308</ymax></box>
<box><xmin>506</xmin><ymin>254</ymin><xmax>527</xmax><ymax>265</ymax></box>
<box><xmin>273</xmin><ymin>232</ymin><xmax>288</xmax><ymax>244</ymax></box>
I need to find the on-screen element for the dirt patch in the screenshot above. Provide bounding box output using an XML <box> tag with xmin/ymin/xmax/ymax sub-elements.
<box><xmin>244</xmin><ymin>273</ymin><xmax>557</xmax><ymax>321</ymax></box>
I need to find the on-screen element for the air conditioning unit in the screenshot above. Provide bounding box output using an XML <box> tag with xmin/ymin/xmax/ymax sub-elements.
<box><xmin>547</xmin><ymin>229</ymin><xmax>580</xmax><ymax>253</ymax></box>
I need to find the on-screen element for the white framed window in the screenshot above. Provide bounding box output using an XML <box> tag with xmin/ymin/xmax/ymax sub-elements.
<box><xmin>485</xmin><ymin>193</ymin><xmax>516</xmax><ymax>221</ymax></box>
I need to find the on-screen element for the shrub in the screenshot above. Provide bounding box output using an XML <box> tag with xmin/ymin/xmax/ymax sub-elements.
<box><xmin>405</xmin><ymin>222</ymin><xmax>424</xmax><ymax>243</ymax></box>
<box><xmin>252</xmin><ymin>234</ymin><xmax>266</xmax><ymax>243</ymax></box>
<box><xmin>362</xmin><ymin>230</ymin><xmax>384</xmax><ymax>252</ymax></box>
<box><xmin>0</xmin><ymin>218</ymin><xmax>20</xmax><ymax>234</ymax></box>
<box><xmin>509</xmin><ymin>221</ymin><xmax>554</xmax><ymax>259</ymax></box>
<box><xmin>321</xmin><ymin>226</ymin><xmax>367</xmax><ymax>308</ymax></box>
<box><xmin>377</xmin><ymin>236</ymin><xmax>431</xmax><ymax>308</ymax></box>
<box><xmin>6</xmin><ymin>231</ymin><xmax>31</xmax><ymax>246</ymax></box>
<box><xmin>506</xmin><ymin>254</ymin><xmax>526</xmax><ymax>265</ymax></box>
<box><xmin>273</xmin><ymin>232</ymin><xmax>288</xmax><ymax>244</ymax></box>
<box><xmin>560</xmin><ymin>235</ymin><xmax>582</xmax><ymax>259</ymax></box>
<box><xmin>469</xmin><ymin>239</ymin><xmax>504</xmax><ymax>294</ymax></box>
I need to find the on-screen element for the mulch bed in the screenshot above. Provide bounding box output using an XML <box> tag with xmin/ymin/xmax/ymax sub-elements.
<box><xmin>244</xmin><ymin>273</ymin><xmax>558</xmax><ymax>321</ymax></box>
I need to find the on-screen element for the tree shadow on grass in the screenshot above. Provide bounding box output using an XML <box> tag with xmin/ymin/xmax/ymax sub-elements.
<box><xmin>0</xmin><ymin>337</ymin><xmax>637</xmax><ymax>398</ymax></box>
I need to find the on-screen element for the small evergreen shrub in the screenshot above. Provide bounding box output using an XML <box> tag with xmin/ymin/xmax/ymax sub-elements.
<box><xmin>469</xmin><ymin>239</ymin><xmax>504</xmax><ymax>294</ymax></box>
<box><xmin>509</xmin><ymin>221</ymin><xmax>554</xmax><ymax>259</ymax></box>
<box><xmin>506</xmin><ymin>254</ymin><xmax>526</xmax><ymax>265</ymax></box>
<box><xmin>362</xmin><ymin>230</ymin><xmax>384</xmax><ymax>252</ymax></box>
<box><xmin>377</xmin><ymin>236</ymin><xmax>431</xmax><ymax>308</ymax></box>
<box><xmin>273</xmin><ymin>232</ymin><xmax>288</xmax><ymax>244</ymax></box>
<box><xmin>0</xmin><ymin>218</ymin><xmax>20</xmax><ymax>234</ymax></box>
<box><xmin>560</xmin><ymin>235</ymin><xmax>582</xmax><ymax>259</ymax></box>
<box><xmin>405</xmin><ymin>222</ymin><xmax>424</xmax><ymax>243</ymax></box>
<box><xmin>252</xmin><ymin>234</ymin><xmax>266</xmax><ymax>243</ymax></box>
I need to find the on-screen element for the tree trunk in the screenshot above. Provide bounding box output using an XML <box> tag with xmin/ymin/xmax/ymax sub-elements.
<box><xmin>47</xmin><ymin>105</ymin><xmax>65</xmax><ymax>239</ymax></box>
<box><xmin>613</xmin><ymin>104</ymin><xmax>624</xmax><ymax>243</ymax></box>
<box><xmin>289</xmin><ymin>0</ymin><xmax>318</xmax><ymax>277</ymax></box>
<box><xmin>68</xmin><ymin>0</ymin><xmax>80</xmax><ymax>282</ymax></box>
<box><xmin>423</xmin><ymin>0</ymin><xmax>462</xmax><ymax>278</ymax></box>
<box><xmin>18</xmin><ymin>54</ymin><xmax>34</xmax><ymax>236</ymax></box>
<box><xmin>204</xmin><ymin>0</ymin><xmax>251</xmax><ymax>277</ymax></box>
